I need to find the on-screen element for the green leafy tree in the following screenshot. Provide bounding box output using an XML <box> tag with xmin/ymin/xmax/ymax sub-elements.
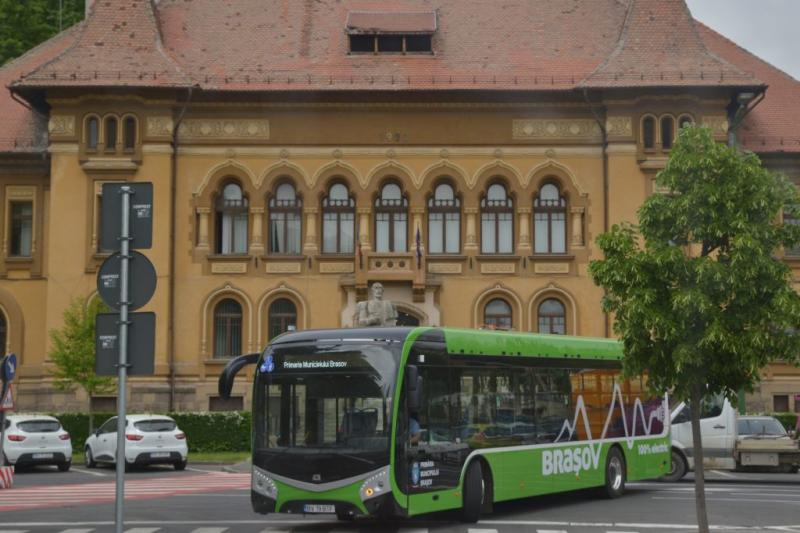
<box><xmin>589</xmin><ymin>126</ymin><xmax>800</xmax><ymax>533</ymax></box>
<box><xmin>0</xmin><ymin>0</ymin><xmax>84</xmax><ymax>66</ymax></box>
<box><xmin>49</xmin><ymin>297</ymin><xmax>113</xmax><ymax>432</ymax></box>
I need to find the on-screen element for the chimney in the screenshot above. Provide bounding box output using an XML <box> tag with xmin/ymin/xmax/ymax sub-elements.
<box><xmin>85</xmin><ymin>0</ymin><xmax>94</xmax><ymax>18</ymax></box>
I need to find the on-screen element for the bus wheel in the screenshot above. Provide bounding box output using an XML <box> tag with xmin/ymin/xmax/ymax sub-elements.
<box><xmin>461</xmin><ymin>461</ymin><xmax>484</xmax><ymax>523</ymax></box>
<box><xmin>336</xmin><ymin>510</ymin><xmax>355</xmax><ymax>522</ymax></box>
<box><xmin>602</xmin><ymin>447</ymin><xmax>626</xmax><ymax>499</ymax></box>
<box><xmin>662</xmin><ymin>449</ymin><xmax>687</xmax><ymax>482</ymax></box>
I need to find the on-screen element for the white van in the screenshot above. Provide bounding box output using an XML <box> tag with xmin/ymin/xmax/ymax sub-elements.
<box><xmin>666</xmin><ymin>396</ymin><xmax>800</xmax><ymax>481</ymax></box>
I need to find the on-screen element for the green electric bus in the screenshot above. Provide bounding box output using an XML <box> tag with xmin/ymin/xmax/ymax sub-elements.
<box><xmin>219</xmin><ymin>327</ymin><xmax>670</xmax><ymax>522</ymax></box>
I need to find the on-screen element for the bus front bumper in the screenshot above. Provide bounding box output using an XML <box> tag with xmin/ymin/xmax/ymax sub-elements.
<box><xmin>251</xmin><ymin>465</ymin><xmax>395</xmax><ymax>517</ymax></box>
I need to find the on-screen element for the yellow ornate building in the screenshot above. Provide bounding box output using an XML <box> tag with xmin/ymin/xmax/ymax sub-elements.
<box><xmin>1</xmin><ymin>0</ymin><xmax>798</xmax><ymax>413</ymax></box>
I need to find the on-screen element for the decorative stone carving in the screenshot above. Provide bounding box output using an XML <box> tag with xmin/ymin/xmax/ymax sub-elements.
<box><xmin>480</xmin><ymin>263</ymin><xmax>516</xmax><ymax>274</ymax></box>
<box><xmin>428</xmin><ymin>262</ymin><xmax>463</xmax><ymax>274</ymax></box>
<box><xmin>178</xmin><ymin>119</ymin><xmax>270</xmax><ymax>140</ymax></box>
<box><xmin>605</xmin><ymin>116</ymin><xmax>633</xmax><ymax>138</ymax></box>
<box><xmin>279</xmin><ymin>149</ymin><xmax>290</xmax><ymax>159</ymax></box>
<box><xmin>146</xmin><ymin>117</ymin><xmax>174</xmax><ymax>137</ymax></box>
<box><xmin>701</xmin><ymin>116</ymin><xmax>729</xmax><ymax>137</ymax></box>
<box><xmin>48</xmin><ymin>115</ymin><xmax>75</xmax><ymax>136</ymax></box>
<box><xmin>534</xmin><ymin>262</ymin><xmax>570</xmax><ymax>274</ymax></box>
<box><xmin>513</xmin><ymin>119</ymin><xmax>602</xmax><ymax>140</ymax></box>
<box><xmin>211</xmin><ymin>262</ymin><xmax>248</xmax><ymax>274</ymax></box>
<box><xmin>319</xmin><ymin>262</ymin><xmax>354</xmax><ymax>274</ymax></box>
<box><xmin>355</xmin><ymin>282</ymin><xmax>398</xmax><ymax>327</ymax></box>
<box><xmin>266</xmin><ymin>262</ymin><xmax>302</xmax><ymax>274</ymax></box>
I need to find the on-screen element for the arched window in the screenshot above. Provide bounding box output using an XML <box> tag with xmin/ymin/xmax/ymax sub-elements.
<box><xmin>374</xmin><ymin>182</ymin><xmax>408</xmax><ymax>252</ymax></box>
<box><xmin>678</xmin><ymin>114</ymin><xmax>694</xmax><ymax>129</ymax></box>
<box><xmin>480</xmin><ymin>182</ymin><xmax>513</xmax><ymax>254</ymax></box>
<box><xmin>214</xmin><ymin>298</ymin><xmax>242</xmax><ymax>357</ymax></box>
<box><xmin>538</xmin><ymin>298</ymin><xmax>566</xmax><ymax>335</ymax></box>
<box><xmin>123</xmin><ymin>116</ymin><xmax>137</xmax><ymax>150</ymax></box>
<box><xmin>322</xmin><ymin>182</ymin><xmax>355</xmax><ymax>254</ymax></box>
<box><xmin>428</xmin><ymin>182</ymin><xmax>461</xmax><ymax>254</ymax></box>
<box><xmin>534</xmin><ymin>182</ymin><xmax>567</xmax><ymax>254</ymax></box>
<box><xmin>661</xmin><ymin>116</ymin><xmax>675</xmax><ymax>150</ymax></box>
<box><xmin>86</xmin><ymin>116</ymin><xmax>99</xmax><ymax>150</ymax></box>
<box><xmin>104</xmin><ymin>116</ymin><xmax>118</xmax><ymax>151</ymax></box>
<box><xmin>642</xmin><ymin>116</ymin><xmax>656</xmax><ymax>149</ymax></box>
<box><xmin>268</xmin><ymin>298</ymin><xmax>297</xmax><ymax>340</ymax></box>
<box><xmin>484</xmin><ymin>298</ymin><xmax>512</xmax><ymax>330</ymax></box>
<box><xmin>269</xmin><ymin>182</ymin><xmax>302</xmax><ymax>255</ymax></box>
<box><xmin>215</xmin><ymin>182</ymin><xmax>249</xmax><ymax>254</ymax></box>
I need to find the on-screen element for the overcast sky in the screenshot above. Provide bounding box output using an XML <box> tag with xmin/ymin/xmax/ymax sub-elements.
<box><xmin>686</xmin><ymin>0</ymin><xmax>800</xmax><ymax>80</ymax></box>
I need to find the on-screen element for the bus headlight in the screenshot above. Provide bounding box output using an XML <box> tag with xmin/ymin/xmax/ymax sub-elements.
<box><xmin>252</xmin><ymin>466</ymin><xmax>278</xmax><ymax>499</ymax></box>
<box><xmin>359</xmin><ymin>467</ymin><xmax>389</xmax><ymax>501</ymax></box>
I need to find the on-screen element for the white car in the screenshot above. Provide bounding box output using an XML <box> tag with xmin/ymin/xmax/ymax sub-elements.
<box><xmin>2</xmin><ymin>414</ymin><xmax>72</xmax><ymax>471</ymax></box>
<box><xmin>84</xmin><ymin>414</ymin><xmax>188</xmax><ymax>471</ymax></box>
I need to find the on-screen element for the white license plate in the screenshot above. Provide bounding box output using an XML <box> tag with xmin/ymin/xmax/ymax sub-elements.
<box><xmin>32</xmin><ymin>453</ymin><xmax>53</xmax><ymax>459</ymax></box>
<box><xmin>151</xmin><ymin>452</ymin><xmax>170</xmax><ymax>458</ymax></box>
<box><xmin>303</xmin><ymin>504</ymin><xmax>335</xmax><ymax>514</ymax></box>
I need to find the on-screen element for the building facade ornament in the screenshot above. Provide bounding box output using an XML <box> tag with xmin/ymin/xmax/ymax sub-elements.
<box><xmin>605</xmin><ymin>116</ymin><xmax>633</xmax><ymax>139</ymax></box>
<box><xmin>512</xmin><ymin>119</ymin><xmax>602</xmax><ymax>140</ymax></box>
<box><xmin>355</xmin><ymin>282</ymin><xmax>398</xmax><ymax>327</ymax></box>
<box><xmin>146</xmin><ymin>116</ymin><xmax>174</xmax><ymax>137</ymax></box>
<box><xmin>178</xmin><ymin>119</ymin><xmax>270</xmax><ymax>140</ymax></box>
<box><xmin>48</xmin><ymin>115</ymin><xmax>75</xmax><ymax>137</ymax></box>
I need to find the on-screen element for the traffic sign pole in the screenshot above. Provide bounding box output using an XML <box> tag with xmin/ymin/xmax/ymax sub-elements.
<box><xmin>114</xmin><ymin>186</ymin><xmax>131</xmax><ymax>533</ymax></box>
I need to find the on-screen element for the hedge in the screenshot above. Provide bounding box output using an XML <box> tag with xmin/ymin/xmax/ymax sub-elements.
<box><xmin>51</xmin><ymin>411</ymin><xmax>252</xmax><ymax>453</ymax></box>
<box><xmin>771</xmin><ymin>412</ymin><xmax>799</xmax><ymax>433</ymax></box>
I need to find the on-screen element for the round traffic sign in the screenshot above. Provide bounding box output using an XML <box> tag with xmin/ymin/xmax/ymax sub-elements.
<box><xmin>96</xmin><ymin>251</ymin><xmax>157</xmax><ymax>311</ymax></box>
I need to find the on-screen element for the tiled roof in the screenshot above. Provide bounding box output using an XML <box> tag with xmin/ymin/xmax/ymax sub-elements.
<box><xmin>0</xmin><ymin>0</ymin><xmax>793</xmax><ymax>154</ymax></box>
<box><xmin>582</xmin><ymin>0</ymin><xmax>756</xmax><ymax>88</ymax></box>
<box><xmin>0</xmin><ymin>25</ymin><xmax>79</xmax><ymax>153</ymax></box>
<box><xmin>697</xmin><ymin>22</ymin><xmax>800</xmax><ymax>154</ymax></box>
<box><xmin>14</xmin><ymin>0</ymin><xmax>189</xmax><ymax>89</ymax></box>
<box><xmin>347</xmin><ymin>11</ymin><xmax>437</xmax><ymax>34</ymax></box>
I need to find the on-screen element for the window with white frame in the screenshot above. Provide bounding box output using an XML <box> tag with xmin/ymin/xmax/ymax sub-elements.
<box><xmin>534</xmin><ymin>182</ymin><xmax>567</xmax><ymax>254</ymax></box>
<box><xmin>480</xmin><ymin>182</ymin><xmax>513</xmax><ymax>254</ymax></box>
<box><xmin>269</xmin><ymin>182</ymin><xmax>302</xmax><ymax>255</ymax></box>
<box><xmin>428</xmin><ymin>182</ymin><xmax>460</xmax><ymax>254</ymax></box>
<box><xmin>374</xmin><ymin>182</ymin><xmax>408</xmax><ymax>253</ymax></box>
<box><xmin>322</xmin><ymin>182</ymin><xmax>355</xmax><ymax>254</ymax></box>
<box><xmin>215</xmin><ymin>182</ymin><xmax>249</xmax><ymax>254</ymax></box>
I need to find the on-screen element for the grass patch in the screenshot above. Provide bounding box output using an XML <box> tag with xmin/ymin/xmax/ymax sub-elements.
<box><xmin>71</xmin><ymin>451</ymin><xmax>250</xmax><ymax>464</ymax></box>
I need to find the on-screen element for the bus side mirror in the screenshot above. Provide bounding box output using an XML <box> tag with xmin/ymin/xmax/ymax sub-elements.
<box><xmin>218</xmin><ymin>352</ymin><xmax>259</xmax><ymax>399</ymax></box>
<box><xmin>407</xmin><ymin>365</ymin><xmax>422</xmax><ymax>412</ymax></box>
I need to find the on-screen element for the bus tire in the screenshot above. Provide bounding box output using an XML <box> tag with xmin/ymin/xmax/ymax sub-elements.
<box><xmin>461</xmin><ymin>461</ymin><xmax>484</xmax><ymax>523</ymax></box>
<box><xmin>602</xmin><ymin>447</ymin><xmax>626</xmax><ymax>499</ymax></box>
<box><xmin>336</xmin><ymin>510</ymin><xmax>355</xmax><ymax>522</ymax></box>
<box><xmin>662</xmin><ymin>448</ymin><xmax>687</xmax><ymax>482</ymax></box>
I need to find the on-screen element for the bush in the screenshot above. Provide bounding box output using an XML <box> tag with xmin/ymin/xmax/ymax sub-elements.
<box><xmin>771</xmin><ymin>412</ymin><xmax>798</xmax><ymax>433</ymax></box>
<box><xmin>52</xmin><ymin>411</ymin><xmax>251</xmax><ymax>453</ymax></box>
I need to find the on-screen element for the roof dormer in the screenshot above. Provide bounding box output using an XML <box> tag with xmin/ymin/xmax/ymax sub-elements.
<box><xmin>346</xmin><ymin>11</ymin><xmax>437</xmax><ymax>54</ymax></box>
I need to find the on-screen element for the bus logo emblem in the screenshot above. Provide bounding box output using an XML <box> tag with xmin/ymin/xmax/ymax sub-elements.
<box><xmin>312</xmin><ymin>474</ymin><xmax>321</xmax><ymax>481</ymax></box>
<box><xmin>260</xmin><ymin>355</ymin><xmax>275</xmax><ymax>374</ymax></box>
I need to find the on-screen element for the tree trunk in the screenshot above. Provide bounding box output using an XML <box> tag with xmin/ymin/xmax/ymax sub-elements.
<box><xmin>690</xmin><ymin>383</ymin><xmax>710</xmax><ymax>533</ymax></box>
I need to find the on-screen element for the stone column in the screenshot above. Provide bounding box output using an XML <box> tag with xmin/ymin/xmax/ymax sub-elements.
<box><xmin>250</xmin><ymin>207</ymin><xmax>264</xmax><ymax>255</ymax></box>
<box><xmin>303</xmin><ymin>206</ymin><xmax>318</xmax><ymax>255</ymax></box>
<box><xmin>464</xmin><ymin>206</ymin><xmax>479</xmax><ymax>252</ymax></box>
<box><xmin>357</xmin><ymin>207</ymin><xmax>372</xmax><ymax>253</ymax></box>
<box><xmin>517</xmin><ymin>207</ymin><xmax>532</xmax><ymax>254</ymax></box>
<box><xmin>411</xmin><ymin>207</ymin><xmax>425</xmax><ymax>255</ymax></box>
<box><xmin>196</xmin><ymin>207</ymin><xmax>211</xmax><ymax>250</ymax></box>
<box><xmin>570</xmin><ymin>206</ymin><xmax>585</xmax><ymax>247</ymax></box>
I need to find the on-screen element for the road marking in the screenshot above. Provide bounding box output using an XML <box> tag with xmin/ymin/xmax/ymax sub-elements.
<box><xmin>124</xmin><ymin>529</ymin><xmax>160</xmax><ymax>533</ymax></box>
<box><xmin>186</xmin><ymin>467</ymin><xmax>220</xmax><ymax>473</ymax></box>
<box><xmin>190</xmin><ymin>529</ymin><xmax>228</xmax><ymax>533</ymax></box>
<box><xmin>536</xmin><ymin>530</ymin><xmax>568</xmax><ymax>533</ymax></box>
<box><xmin>70</xmin><ymin>467</ymin><xmax>108</xmax><ymax>477</ymax></box>
<box><xmin>709</xmin><ymin>469</ymin><xmax>738</xmax><ymax>479</ymax></box>
<box><xmin>653</xmin><ymin>496</ymin><xmax>800</xmax><ymax>504</ymax></box>
<box><xmin>59</xmin><ymin>530</ymin><xmax>95</xmax><ymax>533</ymax></box>
<box><xmin>468</xmin><ymin>529</ymin><xmax>498</xmax><ymax>533</ymax></box>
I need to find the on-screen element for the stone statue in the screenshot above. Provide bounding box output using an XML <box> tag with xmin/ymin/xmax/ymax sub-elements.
<box><xmin>356</xmin><ymin>282</ymin><xmax>398</xmax><ymax>327</ymax></box>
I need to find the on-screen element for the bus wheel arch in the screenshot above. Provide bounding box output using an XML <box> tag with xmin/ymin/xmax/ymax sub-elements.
<box><xmin>602</xmin><ymin>444</ymin><xmax>626</xmax><ymax>499</ymax></box>
<box><xmin>662</xmin><ymin>446</ymin><xmax>688</xmax><ymax>482</ymax></box>
<box><xmin>460</xmin><ymin>457</ymin><xmax>493</xmax><ymax>522</ymax></box>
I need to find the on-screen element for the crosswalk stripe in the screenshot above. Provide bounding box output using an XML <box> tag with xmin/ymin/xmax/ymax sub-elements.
<box><xmin>59</xmin><ymin>530</ymin><xmax>95</xmax><ymax>533</ymax></box>
<box><xmin>124</xmin><ymin>529</ymin><xmax>160</xmax><ymax>533</ymax></box>
<box><xmin>190</xmin><ymin>529</ymin><xmax>228</xmax><ymax>533</ymax></box>
<box><xmin>537</xmin><ymin>530</ymin><xmax>568</xmax><ymax>533</ymax></box>
<box><xmin>468</xmin><ymin>529</ymin><xmax>498</xmax><ymax>533</ymax></box>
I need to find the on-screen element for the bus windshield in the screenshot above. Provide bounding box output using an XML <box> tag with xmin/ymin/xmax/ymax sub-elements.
<box><xmin>253</xmin><ymin>341</ymin><xmax>399</xmax><ymax>484</ymax></box>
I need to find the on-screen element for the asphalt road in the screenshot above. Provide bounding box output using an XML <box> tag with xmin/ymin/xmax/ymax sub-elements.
<box><xmin>1</xmin><ymin>464</ymin><xmax>799</xmax><ymax>533</ymax></box>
